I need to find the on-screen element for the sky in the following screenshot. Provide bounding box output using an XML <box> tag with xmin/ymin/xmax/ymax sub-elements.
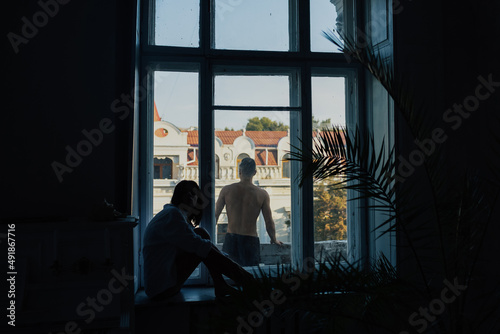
<box><xmin>153</xmin><ymin>0</ymin><xmax>345</xmax><ymax>131</ymax></box>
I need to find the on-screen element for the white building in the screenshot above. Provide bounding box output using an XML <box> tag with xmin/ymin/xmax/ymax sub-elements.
<box><xmin>153</xmin><ymin>106</ymin><xmax>293</xmax><ymax>243</ymax></box>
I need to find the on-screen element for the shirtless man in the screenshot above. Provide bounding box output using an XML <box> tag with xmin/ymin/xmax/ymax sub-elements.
<box><xmin>215</xmin><ymin>157</ymin><xmax>283</xmax><ymax>266</ymax></box>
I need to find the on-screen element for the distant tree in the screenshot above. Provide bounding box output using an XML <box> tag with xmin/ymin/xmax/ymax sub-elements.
<box><xmin>313</xmin><ymin>179</ymin><xmax>347</xmax><ymax>240</ymax></box>
<box><xmin>224</xmin><ymin>126</ymin><xmax>234</xmax><ymax>131</ymax></box>
<box><xmin>245</xmin><ymin>117</ymin><xmax>289</xmax><ymax>131</ymax></box>
<box><xmin>311</xmin><ymin>118</ymin><xmax>346</xmax><ymax>241</ymax></box>
<box><xmin>312</xmin><ymin>116</ymin><xmax>332</xmax><ymax>131</ymax></box>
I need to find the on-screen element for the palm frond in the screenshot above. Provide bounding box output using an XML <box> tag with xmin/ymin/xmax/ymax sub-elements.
<box><xmin>323</xmin><ymin>29</ymin><xmax>432</xmax><ymax>142</ymax></box>
<box><xmin>289</xmin><ymin>125</ymin><xmax>396</xmax><ymax>210</ymax></box>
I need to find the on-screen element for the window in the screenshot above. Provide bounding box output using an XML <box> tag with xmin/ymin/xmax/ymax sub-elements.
<box><xmin>151</xmin><ymin>68</ymin><xmax>200</xmax><ymax>217</ymax></box>
<box><xmin>236</xmin><ymin>153</ymin><xmax>251</xmax><ymax>171</ymax></box>
<box><xmin>214</xmin><ymin>0</ymin><xmax>289</xmax><ymax>51</ymax></box>
<box><xmin>214</xmin><ymin>73</ymin><xmax>294</xmax><ymax>248</ymax></box>
<box><xmin>137</xmin><ymin>0</ymin><xmax>388</xmax><ymax>286</ymax></box>
<box><xmin>153</xmin><ymin>157</ymin><xmax>173</xmax><ymax>179</ymax></box>
<box><xmin>282</xmin><ymin>153</ymin><xmax>291</xmax><ymax>178</ymax></box>
<box><xmin>215</xmin><ymin>154</ymin><xmax>220</xmax><ymax>179</ymax></box>
<box><xmin>154</xmin><ymin>0</ymin><xmax>200</xmax><ymax>47</ymax></box>
<box><xmin>311</xmin><ymin>74</ymin><xmax>347</xmax><ymax>258</ymax></box>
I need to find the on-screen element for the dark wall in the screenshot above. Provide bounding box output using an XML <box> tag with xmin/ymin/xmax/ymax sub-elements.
<box><xmin>4</xmin><ymin>0</ymin><xmax>137</xmax><ymax>220</ymax></box>
<box><xmin>395</xmin><ymin>0</ymin><xmax>500</xmax><ymax>180</ymax></box>
<box><xmin>393</xmin><ymin>0</ymin><xmax>500</xmax><ymax>330</ymax></box>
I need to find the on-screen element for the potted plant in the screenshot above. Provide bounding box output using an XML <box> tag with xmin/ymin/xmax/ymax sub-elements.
<box><xmin>208</xmin><ymin>31</ymin><xmax>500</xmax><ymax>334</ymax></box>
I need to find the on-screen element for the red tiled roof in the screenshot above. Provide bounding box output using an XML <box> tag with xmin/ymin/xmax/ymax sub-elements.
<box><xmin>154</xmin><ymin>102</ymin><xmax>161</xmax><ymax>122</ymax></box>
<box><xmin>154</xmin><ymin>102</ymin><xmax>290</xmax><ymax>146</ymax></box>
<box><xmin>185</xmin><ymin>130</ymin><xmax>288</xmax><ymax>146</ymax></box>
<box><xmin>154</xmin><ymin>101</ymin><xmax>345</xmax><ymax>168</ymax></box>
<box><xmin>255</xmin><ymin>149</ymin><xmax>278</xmax><ymax>166</ymax></box>
<box><xmin>215</xmin><ymin>130</ymin><xmax>243</xmax><ymax>145</ymax></box>
<box><xmin>186</xmin><ymin>130</ymin><xmax>199</xmax><ymax>146</ymax></box>
<box><xmin>184</xmin><ymin>130</ymin><xmax>288</xmax><ymax>166</ymax></box>
<box><xmin>246</xmin><ymin>131</ymin><xmax>287</xmax><ymax>147</ymax></box>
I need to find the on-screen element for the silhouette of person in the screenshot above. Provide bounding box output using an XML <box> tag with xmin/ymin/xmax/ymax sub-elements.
<box><xmin>143</xmin><ymin>180</ymin><xmax>254</xmax><ymax>300</ymax></box>
<box><xmin>215</xmin><ymin>158</ymin><xmax>283</xmax><ymax>266</ymax></box>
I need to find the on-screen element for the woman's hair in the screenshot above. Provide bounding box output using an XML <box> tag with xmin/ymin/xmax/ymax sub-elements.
<box><xmin>171</xmin><ymin>180</ymin><xmax>203</xmax><ymax>226</ymax></box>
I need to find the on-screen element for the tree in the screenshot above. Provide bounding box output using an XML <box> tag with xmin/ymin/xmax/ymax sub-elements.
<box><xmin>245</xmin><ymin>117</ymin><xmax>289</xmax><ymax>131</ymax></box>
<box><xmin>313</xmin><ymin>178</ymin><xmax>347</xmax><ymax>241</ymax></box>
<box><xmin>312</xmin><ymin>116</ymin><xmax>332</xmax><ymax>131</ymax></box>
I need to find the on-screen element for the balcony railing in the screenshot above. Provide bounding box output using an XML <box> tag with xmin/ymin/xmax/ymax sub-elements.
<box><xmin>181</xmin><ymin>165</ymin><xmax>284</xmax><ymax>181</ymax></box>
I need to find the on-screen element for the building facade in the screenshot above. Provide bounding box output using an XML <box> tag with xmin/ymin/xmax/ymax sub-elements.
<box><xmin>153</xmin><ymin>107</ymin><xmax>293</xmax><ymax>244</ymax></box>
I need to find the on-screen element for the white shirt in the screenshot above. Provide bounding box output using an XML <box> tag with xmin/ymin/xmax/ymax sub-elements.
<box><xmin>143</xmin><ymin>204</ymin><xmax>212</xmax><ymax>298</ymax></box>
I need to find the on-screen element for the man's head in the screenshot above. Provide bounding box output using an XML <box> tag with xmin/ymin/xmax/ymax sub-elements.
<box><xmin>239</xmin><ymin>157</ymin><xmax>256</xmax><ymax>179</ymax></box>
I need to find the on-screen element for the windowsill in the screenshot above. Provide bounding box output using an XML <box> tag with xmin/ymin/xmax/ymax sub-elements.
<box><xmin>215</xmin><ymin>240</ymin><xmax>347</xmax><ymax>265</ymax></box>
<box><xmin>135</xmin><ymin>257</ymin><xmax>351</xmax><ymax>307</ymax></box>
<box><xmin>135</xmin><ymin>286</ymin><xmax>217</xmax><ymax>307</ymax></box>
<box><xmin>134</xmin><ymin>287</ymin><xmax>220</xmax><ymax>333</ymax></box>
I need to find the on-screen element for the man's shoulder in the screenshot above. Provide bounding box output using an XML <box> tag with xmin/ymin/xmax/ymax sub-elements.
<box><xmin>222</xmin><ymin>182</ymin><xmax>240</xmax><ymax>191</ymax></box>
<box><xmin>254</xmin><ymin>184</ymin><xmax>269</xmax><ymax>194</ymax></box>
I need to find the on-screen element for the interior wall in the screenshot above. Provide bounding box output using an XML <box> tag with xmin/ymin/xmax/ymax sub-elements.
<box><xmin>4</xmin><ymin>0</ymin><xmax>137</xmax><ymax>220</ymax></box>
<box><xmin>393</xmin><ymin>0</ymin><xmax>500</xmax><ymax>330</ymax></box>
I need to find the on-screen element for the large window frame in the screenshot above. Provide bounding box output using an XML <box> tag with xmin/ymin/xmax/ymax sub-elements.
<box><xmin>137</xmin><ymin>0</ymin><xmax>380</xmax><ymax>287</ymax></box>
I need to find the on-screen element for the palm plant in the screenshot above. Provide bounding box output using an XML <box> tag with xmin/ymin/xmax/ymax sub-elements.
<box><xmin>208</xmin><ymin>31</ymin><xmax>500</xmax><ymax>334</ymax></box>
<box><xmin>286</xmin><ymin>30</ymin><xmax>500</xmax><ymax>333</ymax></box>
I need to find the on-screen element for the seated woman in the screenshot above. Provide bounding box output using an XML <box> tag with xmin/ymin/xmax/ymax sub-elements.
<box><xmin>143</xmin><ymin>180</ymin><xmax>254</xmax><ymax>300</ymax></box>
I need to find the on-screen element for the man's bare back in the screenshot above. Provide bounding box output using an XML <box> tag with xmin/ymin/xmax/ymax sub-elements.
<box><xmin>216</xmin><ymin>181</ymin><xmax>269</xmax><ymax>237</ymax></box>
<box><xmin>216</xmin><ymin>182</ymin><xmax>283</xmax><ymax>245</ymax></box>
<box><xmin>215</xmin><ymin>158</ymin><xmax>283</xmax><ymax>246</ymax></box>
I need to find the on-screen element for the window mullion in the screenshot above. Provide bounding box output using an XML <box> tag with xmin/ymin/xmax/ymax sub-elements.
<box><xmin>198</xmin><ymin>61</ymin><xmax>214</xmax><ymax>285</ymax></box>
<box><xmin>200</xmin><ymin>0</ymin><xmax>211</xmax><ymax>52</ymax></box>
<box><xmin>299</xmin><ymin>65</ymin><xmax>315</xmax><ymax>266</ymax></box>
<box><xmin>200</xmin><ymin>0</ymin><xmax>214</xmax><ymax>246</ymax></box>
<box><xmin>297</xmin><ymin>0</ymin><xmax>311</xmax><ymax>54</ymax></box>
<box><xmin>138</xmin><ymin>63</ymin><xmax>155</xmax><ymax>287</ymax></box>
<box><xmin>141</xmin><ymin>0</ymin><xmax>154</xmax><ymax>48</ymax></box>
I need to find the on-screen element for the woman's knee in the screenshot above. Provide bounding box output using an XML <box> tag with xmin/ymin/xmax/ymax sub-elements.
<box><xmin>194</xmin><ymin>227</ymin><xmax>211</xmax><ymax>240</ymax></box>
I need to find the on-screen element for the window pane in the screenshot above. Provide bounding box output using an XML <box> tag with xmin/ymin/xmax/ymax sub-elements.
<box><xmin>310</xmin><ymin>0</ymin><xmax>343</xmax><ymax>52</ymax></box>
<box><xmin>154</xmin><ymin>165</ymin><xmax>160</xmax><ymax>179</ymax></box>
<box><xmin>312</xmin><ymin>76</ymin><xmax>347</xmax><ymax>260</ymax></box>
<box><xmin>214</xmin><ymin>109</ymin><xmax>291</xmax><ymax>267</ymax></box>
<box><xmin>162</xmin><ymin>165</ymin><xmax>172</xmax><ymax>179</ymax></box>
<box><xmin>282</xmin><ymin>154</ymin><xmax>290</xmax><ymax>178</ymax></box>
<box><xmin>214</xmin><ymin>75</ymin><xmax>290</xmax><ymax>107</ymax></box>
<box><xmin>214</xmin><ymin>0</ymin><xmax>289</xmax><ymax>51</ymax></box>
<box><xmin>153</xmin><ymin>70</ymin><xmax>199</xmax><ymax>216</ymax></box>
<box><xmin>155</xmin><ymin>0</ymin><xmax>200</xmax><ymax>47</ymax></box>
